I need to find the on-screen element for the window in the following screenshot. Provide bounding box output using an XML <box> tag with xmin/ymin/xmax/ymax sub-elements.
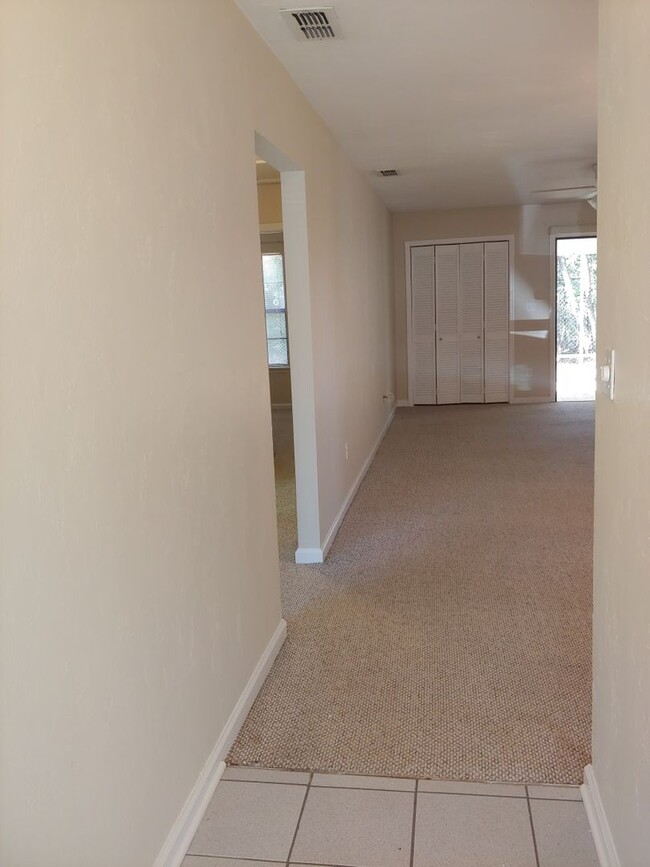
<box><xmin>262</xmin><ymin>252</ymin><xmax>289</xmax><ymax>366</ymax></box>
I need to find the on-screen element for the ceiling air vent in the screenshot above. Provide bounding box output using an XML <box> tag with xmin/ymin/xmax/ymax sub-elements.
<box><xmin>280</xmin><ymin>7</ymin><xmax>342</xmax><ymax>40</ymax></box>
<box><xmin>377</xmin><ymin>169</ymin><xmax>400</xmax><ymax>177</ymax></box>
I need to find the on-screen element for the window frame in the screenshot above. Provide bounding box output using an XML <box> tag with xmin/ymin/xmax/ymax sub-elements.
<box><xmin>261</xmin><ymin>236</ymin><xmax>290</xmax><ymax>369</ymax></box>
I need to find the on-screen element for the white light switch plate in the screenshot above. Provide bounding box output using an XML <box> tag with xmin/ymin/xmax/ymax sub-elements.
<box><xmin>599</xmin><ymin>349</ymin><xmax>616</xmax><ymax>400</ymax></box>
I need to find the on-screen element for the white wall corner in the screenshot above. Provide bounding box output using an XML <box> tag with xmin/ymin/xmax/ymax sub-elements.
<box><xmin>580</xmin><ymin>764</ymin><xmax>621</xmax><ymax>867</ymax></box>
<box><xmin>396</xmin><ymin>399</ymin><xmax>411</xmax><ymax>407</ymax></box>
<box><xmin>319</xmin><ymin>409</ymin><xmax>395</xmax><ymax>561</ymax></box>
<box><xmin>154</xmin><ymin>618</ymin><xmax>287</xmax><ymax>867</ymax></box>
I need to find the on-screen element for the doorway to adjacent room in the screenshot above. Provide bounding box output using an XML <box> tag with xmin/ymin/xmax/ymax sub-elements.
<box><xmin>555</xmin><ymin>235</ymin><xmax>597</xmax><ymax>401</ymax></box>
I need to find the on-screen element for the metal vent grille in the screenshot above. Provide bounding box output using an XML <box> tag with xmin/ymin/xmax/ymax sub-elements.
<box><xmin>378</xmin><ymin>169</ymin><xmax>400</xmax><ymax>177</ymax></box>
<box><xmin>281</xmin><ymin>7</ymin><xmax>342</xmax><ymax>40</ymax></box>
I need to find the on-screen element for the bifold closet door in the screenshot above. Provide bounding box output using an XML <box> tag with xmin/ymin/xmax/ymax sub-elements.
<box><xmin>435</xmin><ymin>245</ymin><xmax>460</xmax><ymax>404</ymax></box>
<box><xmin>459</xmin><ymin>243</ymin><xmax>484</xmax><ymax>402</ymax></box>
<box><xmin>411</xmin><ymin>245</ymin><xmax>436</xmax><ymax>404</ymax></box>
<box><xmin>484</xmin><ymin>241</ymin><xmax>510</xmax><ymax>402</ymax></box>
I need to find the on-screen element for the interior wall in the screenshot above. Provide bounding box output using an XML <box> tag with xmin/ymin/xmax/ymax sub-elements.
<box><xmin>591</xmin><ymin>2</ymin><xmax>650</xmax><ymax>863</ymax></box>
<box><xmin>0</xmin><ymin>2</ymin><xmax>393</xmax><ymax>866</ymax></box>
<box><xmin>392</xmin><ymin>203</ymin><xmax>596</xmax><ymax>401</ymax></box>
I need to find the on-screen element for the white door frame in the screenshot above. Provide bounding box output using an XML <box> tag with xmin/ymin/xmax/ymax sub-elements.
<box><xmin>404</xmin><ymin>236</ymin><xmax>516</xmax><ymax>407</ymax></box>
<box><xmin>549</xmin><ymin>226</ymin><xmax>598</xmax><ymax>402</ymax></box>
<box><xmin>255</xmin><ymin>132</ymin><xmax>322</xmax><ymax>564</ymax></box>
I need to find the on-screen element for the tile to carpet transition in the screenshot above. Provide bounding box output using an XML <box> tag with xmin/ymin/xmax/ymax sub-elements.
<box><xmin>417</xmin><ymin>780</ymin><xmax>525</xmax><ymax>797</ymax></box>
<box><xmin>528</xmin><ymin>784</ymin><xmax>582</xmax><ymax>801</ymax></box>
<box><xmin>312</xmin><ymin>772</ymin><xmax>416</xmax><ymax>791</ymax></box>
<box><xmin>183</xmin><ymin>859</ymin><xmax>281</xmax><ymax>867</ymax></box>
<box><xmin>222</xmin><ymin>766</ymin><xmax>310</xmax><ymax>785</ymax></box>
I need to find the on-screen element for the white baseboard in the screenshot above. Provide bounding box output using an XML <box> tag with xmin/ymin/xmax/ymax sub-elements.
<box><xmin>155</xmin><ymin>618</ymin><xmax>288</xmax><ymax>867</ymax></box>
<box><xmin>320</xmin><ymin>409</ymin><xmax>395</xmax><ymax>560</ymax></box>
<box><xmin>396</xmin><ymin>399</ymin><xmax>411</xmax><ymax>407</ymax></box>
<box><xmin>510</xmin><ymin>396</ymin><xmax>554</xmax><ymax>404</ymax></box>
<box><xmin>581</xmin><ymin>764</ymin><xmax>621</xmax><ymax>867</ymax></box>
<box><xmin>295</xmin><ymin>547</ymin><xmax>324</xmax><ymax>564</ymax></box>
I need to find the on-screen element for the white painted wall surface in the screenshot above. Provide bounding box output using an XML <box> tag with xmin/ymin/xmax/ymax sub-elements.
<box><xmin>0</xmin><ymin>2</ymin><xmax>393</xmax><ymax>865</ymax></box>
<box><xmin>591</xmin><ymin>2</ymin><xmax>650</xmax><ymax>863</ymax></box>
<box><xmin>392</xmin><ymin>203</ymin><xmax>596</xmax><ymax>402</ymax></box>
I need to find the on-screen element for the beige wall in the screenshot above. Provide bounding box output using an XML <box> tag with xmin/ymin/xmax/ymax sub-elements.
<box><xmin>392</xmin><ymin>203</ymin><xmax>596</xmax><ymax>401</ymax></box>
<box><xmin>591</xmin><ymin>2</ymin><xmax>650</xmax><ymax>863</ymax></box>
<box><xmin>270</xmin><ymin>368</ymin><xmax>292</xmax><ymax>406</ymax></box>
<box><xmin>0</xmin><ymin>2</ymin><xmax>393</xmax><ymax>866</ymax></box>
<box><xmin>258</xmin><ymin>182</ymin><xmax>283</xmax><ymax>226</ymax></box>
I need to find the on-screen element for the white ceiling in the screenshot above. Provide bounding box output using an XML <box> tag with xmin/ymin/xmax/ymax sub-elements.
<box><xmin>236</xmin><ymin>0</ymin><xmax>597</xmax><ymax>212</ymax></box>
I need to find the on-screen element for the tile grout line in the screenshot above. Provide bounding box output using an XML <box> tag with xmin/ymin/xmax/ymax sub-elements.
<box><xmin>221</xmin><ymin>778</ymin><xmax>309</xmax><ymax>788</ymax></box>
<box><xmin>188</xmin><ymin>853</ymin><xmax>285</xmax><ymax>864</ymax></box>
<box><xmin>285</xmin><ymin>771</ymin><xmax>313</xmax><ymax>866</ymax></box>
<box><xmin>525</xmin><ymin>785</ymin><xmax>541</xmax><ymax>867</ymax></box>
<box><xmin>223</xmin><ymin>776</ymin><xmax>579</xmax><ymax>800</ymax></box>
<box><xmin>409</xmin><ymin>779</ymin><xmax>418</xmax><ymax>867</ymax></box>
<box><xmin>417</xmin><ymin>789</ymin><xmax>525</xmax><ymax>800</ymax></box>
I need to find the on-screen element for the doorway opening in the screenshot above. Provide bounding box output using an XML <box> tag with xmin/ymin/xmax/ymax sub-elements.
<box><xmin>254</xmin><ymin>133</ymin><xmax>322</xmax><ymax>564</ymax></box>
<box><xmin>257</xmin><ymin>161</ymin><xmax>296</xmax><ymax>559</ymax></box>
<box><xmin>555</xmin><ymin>235</ymin><xmax>597</xmax><ymax>401</ymax></box>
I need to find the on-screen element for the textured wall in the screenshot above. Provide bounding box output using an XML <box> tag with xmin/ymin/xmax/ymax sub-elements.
<box><xmin>392</xmin><ymin>203</ymin><xmax>596</xmax><ymax>401</ymax></box>
<box><xmin>0</xmin><ymin>2</ymin><xmax>393</xmax><ymax>865</ymax></box>
<box><xmin>591</xmin><ymin>2</ymin><xmax>650</xmax><ymax>863</ymax></box>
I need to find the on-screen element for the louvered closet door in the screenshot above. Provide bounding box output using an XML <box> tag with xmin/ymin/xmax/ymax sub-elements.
<box><xmin>410</xmin><ymin>245</ymin><xmax>436</xmax><ymax>404</ymax></box>
<box><xmin>459</xmin><ymin>243</ymin><xmax>484</xmax><ymax>402</ymax></box>
<box><xmin>435</xmin><ymin>245</ymin><xmax>461</xmax><ymax>404</ymax></box>
<box><xmin>484</xmin><ymin>241</ymin><xmax>510</xmax><ymax>403</ymax></box>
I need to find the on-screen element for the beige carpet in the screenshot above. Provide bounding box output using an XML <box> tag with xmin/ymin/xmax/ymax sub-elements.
<box><xmin>228</xmin><ymin>403</ymin><xmax>594</xmax><ymax>784</ymax></box>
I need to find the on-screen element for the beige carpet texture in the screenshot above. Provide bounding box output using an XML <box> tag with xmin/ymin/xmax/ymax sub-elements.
<box><xmin>228</xmin><ymin>403</ymin><xmax>594</xmax><ymax>784</ymax></box>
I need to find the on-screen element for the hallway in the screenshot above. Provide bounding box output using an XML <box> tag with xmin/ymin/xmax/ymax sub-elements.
<box><xmin>229</xmin><ymin>403</ymin><xmax>594</xmax><ymax>784</ymax></box>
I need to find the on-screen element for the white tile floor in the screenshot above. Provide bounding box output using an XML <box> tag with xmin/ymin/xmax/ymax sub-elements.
<box><xmin>183</xmin><ymin>768</ymin><xmax>599</xmax><ymax>867</ymax></box>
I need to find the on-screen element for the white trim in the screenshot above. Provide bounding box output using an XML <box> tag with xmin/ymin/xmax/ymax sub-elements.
<box><xmin>404</xmin><ymin>245</ymin><xmax>415</xmax><ymax>406</ymax></box>
<box><xmin>404</xmin><ymin>236</ymin><xmax>515</xmax><ymax>407</ymax></box>
<box><xmin>271</xmin><ymin>402</ymin><xmax>292</xmax><ymax>410</ymax></box>
<box><xmin>396</xmin><ymin>399</ymin><xmax>411</xmax><ymax>407</ymax></box>
<box><xmin>549</xmin><ymin>225</ymin><xmax>597</xmax><ymax>236</ymax></box>
<box><xmin>408</xmin><ymin>234</ymin><xmax>516</xmax><ymax>248</ymax></box>
<box><xmin>549</xmin><ymin>228</ymin><xmax>597</xmax><ymax>403</ymax></box>
<box><xmin>255</xmin><ymin>132</ymin><xmax>322</xmax><ymax>557</ymax></box>
<box><xmin>154</xmin><ymin>619</ymin><xmax>288</xmax><ymax>867</ymax></box>
<box><xmin>295</xmin><ymin>546</ymin><xmax>324</xmax><ymax>564</ymax></box>
<box><xmin>507</xmin><ymin>239</ymin><xmax>516</xmax><ymax>404</ymax></box>
<box><xmin>294</xmin><ymin>409</ymin><xmax>395</xmax><ymax>564</ymax></box>
<box><xmin>580</xmin><ymin>764</ymin><xmax>621</xmax><ymax>867</ymax></box>
<box><xmin>320</xmin><ymin>409</ymin><xmax>395</xmax><ymax>559</ymax></box>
